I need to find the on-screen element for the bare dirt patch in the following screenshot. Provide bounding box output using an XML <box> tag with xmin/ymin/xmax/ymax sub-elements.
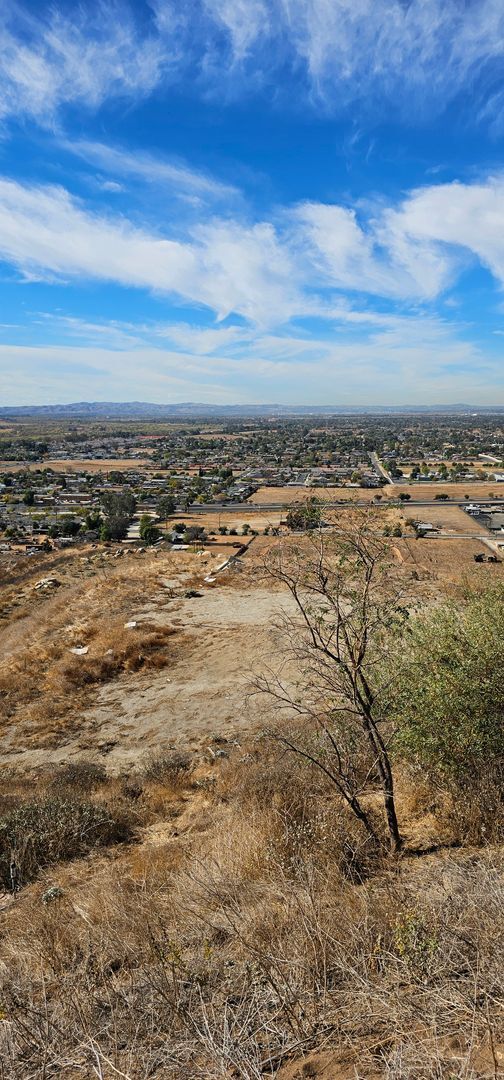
<box><xmin>0</xmin><ymin>538</ymin><xmax>298</xmax><ymax>773</ymax></box>
<box><xmin>394</xmin><ymin>535</ymin><xmax>502</xmax><ymax>585</ymax></box>
<box><xmin>404</xmin><ymin>504</ymin><xmax>491</xmax><ymax>533</ymax></box>
<box><xmin>3</xmin><ymin>581</ymin><xmax>296</xmax><ymax>773</ymax></box>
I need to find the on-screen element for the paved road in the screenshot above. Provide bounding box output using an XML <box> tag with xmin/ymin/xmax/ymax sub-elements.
<box><xmin>183</xmin><ymin>499</ymin><xmax>504</xmax><ymax>512</ymax></box>
<box><xmin>370</xmin><ymin>451</ymin><xmax>396</xmax><ymax>485</ymax></box>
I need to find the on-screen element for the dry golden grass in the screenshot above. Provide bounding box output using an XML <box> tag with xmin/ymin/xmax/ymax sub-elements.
<box><xmin>0</xmin><ymin>532</ymin><xmax>503</xmax><ymax>1077</ymax></box>
<box><xmin>0</xmin><ymin>457</ymin><xmax>152</xmax><ymax>472</ymax></box>
<box><xmin>249</xmin><ymin>482</ymin><xmax>504</xmax><ymax>504</ymax></box>
<box><xmin>0</xmin><ymin>747</ymin><xmax>502</xmax><ymax>1079</ymax></box>
<box><xmin>0</xmin><ymin>550</ymin><xmax>186</xmax><ymax>747</ymax></box>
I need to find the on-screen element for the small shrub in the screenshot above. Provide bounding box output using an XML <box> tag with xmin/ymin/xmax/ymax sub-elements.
<box><xmin>0</xmin><ymin>797</ymin><xmax>132</xmax><ymax>889</ymax></box>
<box><xmin>143</xmin><ymin>751</ymin><xmax>193</xmax><ymax>783</ymax></box>
<box><xmin>50</xmin><ymin>761</ymin><xmax>107</xmax><ymax>794</ymax></box>
<box><xmin>436</xmin><ymin>764</ymin><xmax>504</xmax><ymax>845</ymax></box>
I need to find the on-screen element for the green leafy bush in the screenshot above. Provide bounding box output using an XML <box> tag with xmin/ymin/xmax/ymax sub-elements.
<box><xmin>392</xmin><ymin>584</ymin><xmax>504</xmax><ymax>780</ymax></box>
<box><xmin>286</xmin><ymin>497</ymin><xmax>322</xmax><ymax>531</ymax></box>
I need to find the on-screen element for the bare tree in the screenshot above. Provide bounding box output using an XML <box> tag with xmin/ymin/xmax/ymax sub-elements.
<box><xmin>254</xmin><ymin>521</ymin><xmax>406</xmax><ymax>853</ymax></box>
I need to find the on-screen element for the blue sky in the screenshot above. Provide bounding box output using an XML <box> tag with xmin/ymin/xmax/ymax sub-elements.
<box><xmin>1</xmin><ymin>0</ymin><xmax>504</xmax><ymax>405</ymax></box>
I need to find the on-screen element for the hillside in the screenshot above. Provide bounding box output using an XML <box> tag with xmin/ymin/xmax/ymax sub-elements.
<box><xmin>0</xmin><ymin>515</ymin><xmax>502</xmax><ymax>1078</ymax></box>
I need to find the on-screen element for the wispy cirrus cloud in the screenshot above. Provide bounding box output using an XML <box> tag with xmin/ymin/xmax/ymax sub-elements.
<box><xmin>0</xmin><ymin>177</ymin><xmax>304</xmax><ymax>325</ymax></box>
<box><xmin>1</xmin><ymin>0</ymin><xmax>504</xmax><ymax>129</ymax></box>
<box><xmin>63</xmin><ymin>139</ymin><xmax>239</xmax><ymax>202</ymax></box>
<box><xmin>0</xmin><ymin>1</ymin><xmax>167</xmax><ymax>128</ymax></box>
<box><xmin>1</xmin><ymin>174</ymin><xmax>504</xmax><ymax>326</ymax></box>
<box><xmin>163</xmin><ymin>0</ymin><xmax>504</xmax><ymax>122</ymax></box>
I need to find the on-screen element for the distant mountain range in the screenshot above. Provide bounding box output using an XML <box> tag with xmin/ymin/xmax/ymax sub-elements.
<box><xmin>2</xmin><ymin>401</ymin><xmax>504</xmax><ymax>418</ymax></box>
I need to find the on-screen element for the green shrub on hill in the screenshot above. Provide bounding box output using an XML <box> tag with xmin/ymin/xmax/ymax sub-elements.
<box><xmin>392</xmin><ymin>584</ymin><xmax>504</xmax><ymax>781</ymax></box>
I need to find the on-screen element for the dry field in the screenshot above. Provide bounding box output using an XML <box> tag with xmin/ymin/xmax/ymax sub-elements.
<box><xmin>0</xmin><ymin>457</ymin><xmax>152</xmax><ymax>472</ymax></box>
<box><xmin>0</xmin><ymin>725</ymin><xmax>502</xmax><ymax>1079</ymax></box>
<box><xmin>192</xmin><ymin>430</ymin><xmax>260</xmax><ymax>440</ymax></box>
<box><xmin>249</xmin><ymin>482</ymin><xmax>504</xmax><ymax>504</ymax></box>
<box><xmin>167</xmin><ymin>508</ymin><xmax>283</xmax><ymax>532</ymax></box>
<box><xmin>249</xmin><ymin>485</ymin><xmax>375</xmax><ymax>503</ymax></box>
<box><xmin>403</xmin><ymin>504</ymin><xmax>491</xmax><ymax>533</ymax></box>
<box><xmin>392</xmin><ymin>534</ymin><xmax>502</xmax><ymax>582</ymax></box>
<box><xmin>1</xmin><ymin>512</ymin><xmax>500</xmax><ymax>777</ymax></box>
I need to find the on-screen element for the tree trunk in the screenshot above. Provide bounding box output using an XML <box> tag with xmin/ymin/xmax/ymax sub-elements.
<box><xmin>358</xmin><ymin>700</ymin><xmax>403</xmax><ymax>853</ymax></box>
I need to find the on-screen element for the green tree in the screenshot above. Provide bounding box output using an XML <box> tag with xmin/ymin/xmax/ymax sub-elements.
<box><xmin>101</xmin><ymin>490</ymin><xmax>136</xmax><ymax>518</ymax></box>
<box><xmin>183</xmin><ymin>525</ymin><xmax>206</xmax><ymax>545</ymax></box>
<box><xmin>49</xmin><ymin>517</ymin><xmax>81</xmax><ymax>539</ymax></box>
<box><xmin>100</xmin><ymin>489</ymin><xmax>136</xmax><ymax>541</ymax></box>
<box><xmin>100</xmin><ymin>516</ymin><xmax>129</xmax><ymax>541</ymax></box>
<box><xmin>84</xmin><ymin>510</ymin><xmax>103</xmax><ymax>532</ymax></box>
<box><xmin>157</xmin><ymin>495</ymin><xmax>176</xmax><ymax>524</ymax></box>
<box><xmin>139</xmin><ymin>515</ymin><xmax>160</xmax><ymax>545</ymax></box>
<box><xmin>23</xmin><ymin>490</ymin><xmax>35</xmax><ymax>506</ymax></box>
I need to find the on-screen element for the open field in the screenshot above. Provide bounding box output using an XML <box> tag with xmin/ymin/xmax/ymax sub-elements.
<box><xmin>1</xmin><ymin>511</ymin><xmax>501</xmax><ymax>777</ymax></box>
<box><xmin>0</xmin><ymin>457</ymin><xmax>152</xmax><ymax>472</ymax></box>
<box><xmin>166</xmin><ymin>508</ymin><xmax>283</xmax><ymax>531</ymax></box>
<box><xmin>404</xmin><ymin>504</ymin><xmax>492</xmax><ymax>533</ymax></box>
<box><xmin>393</xmin><ymin>534</ymin><xmax>502</xmax><ymax>580</ymax></box>
<box><xmin>248</xmin><ymin>481</ymin><xmax>504</xmax><ymax>503</ymax></box>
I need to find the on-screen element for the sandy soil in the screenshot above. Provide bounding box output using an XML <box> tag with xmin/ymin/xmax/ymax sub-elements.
<box><xmin>1</xmin><ymin>517</ymin><xmax>501</xmax><ymax>777</ymax></box>
<box><xmin>2</xmin><ymin>572</ymin><xmax>298</xmax><ymax>774</ymax></box>
<box><xmin>394</xmin><ymin>535</ymin><xmax>502</xmax><ymax>583</ymax></box>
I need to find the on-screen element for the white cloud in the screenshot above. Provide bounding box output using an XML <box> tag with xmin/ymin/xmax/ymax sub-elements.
<box><xmin>0</xmin><ymin>177</ymin><xmax>305</xmax><ymax>324</ymax></box>
<box><xmin>2</xmin><ymin>173</ymin><xmax>504</xmax><ymax>328</ymax></box>
<box><xmin>1</xmin><ymin>312</ymin><xmax>500</xmax><ymax>406</ymax></box>
<box><xmin>0</xmin><ymin>343</ymin><xmax>246</xmax><ymax>404</ymax></box>
<box><xmin>63</xmin><ymin>139</ymin><xmax>238</xmax><ymax>201</ymax></box>
<box><xmin>156</xmin><ymin>0</ymin><xmax>504</xmax><ymax>122</ymax></box>
<box><xmin>0</xmin><ymin>178</ymin><xmax>197</xmax><ymax>290</ymax></box>
<box><xmin>203</xmin><ymin>0</ymin><xmax>270</xmax><ymax>60</ymax></box>
<box><xmin>386</xmin><ymin>178</ymin><xmax>504</xmax><ymax>286</ymax></box>
<box><xmin>0</xmin><ymin>2</ymin><xmax>166</xmax><ymax>127</ymax></box>
<box><xmin>272</xmin><ymin>0</ymin><xmax>504</xmax><ymax>113</ymax></box>
<box><xmin>297</xmin><ymin>200</ymin><xmax>456</xmax><ymax>300</ymax></box>
<box><xmin>2</xmin><ymin>0</ymin><xmax>504</xmax><ymax>128</ymax></box>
